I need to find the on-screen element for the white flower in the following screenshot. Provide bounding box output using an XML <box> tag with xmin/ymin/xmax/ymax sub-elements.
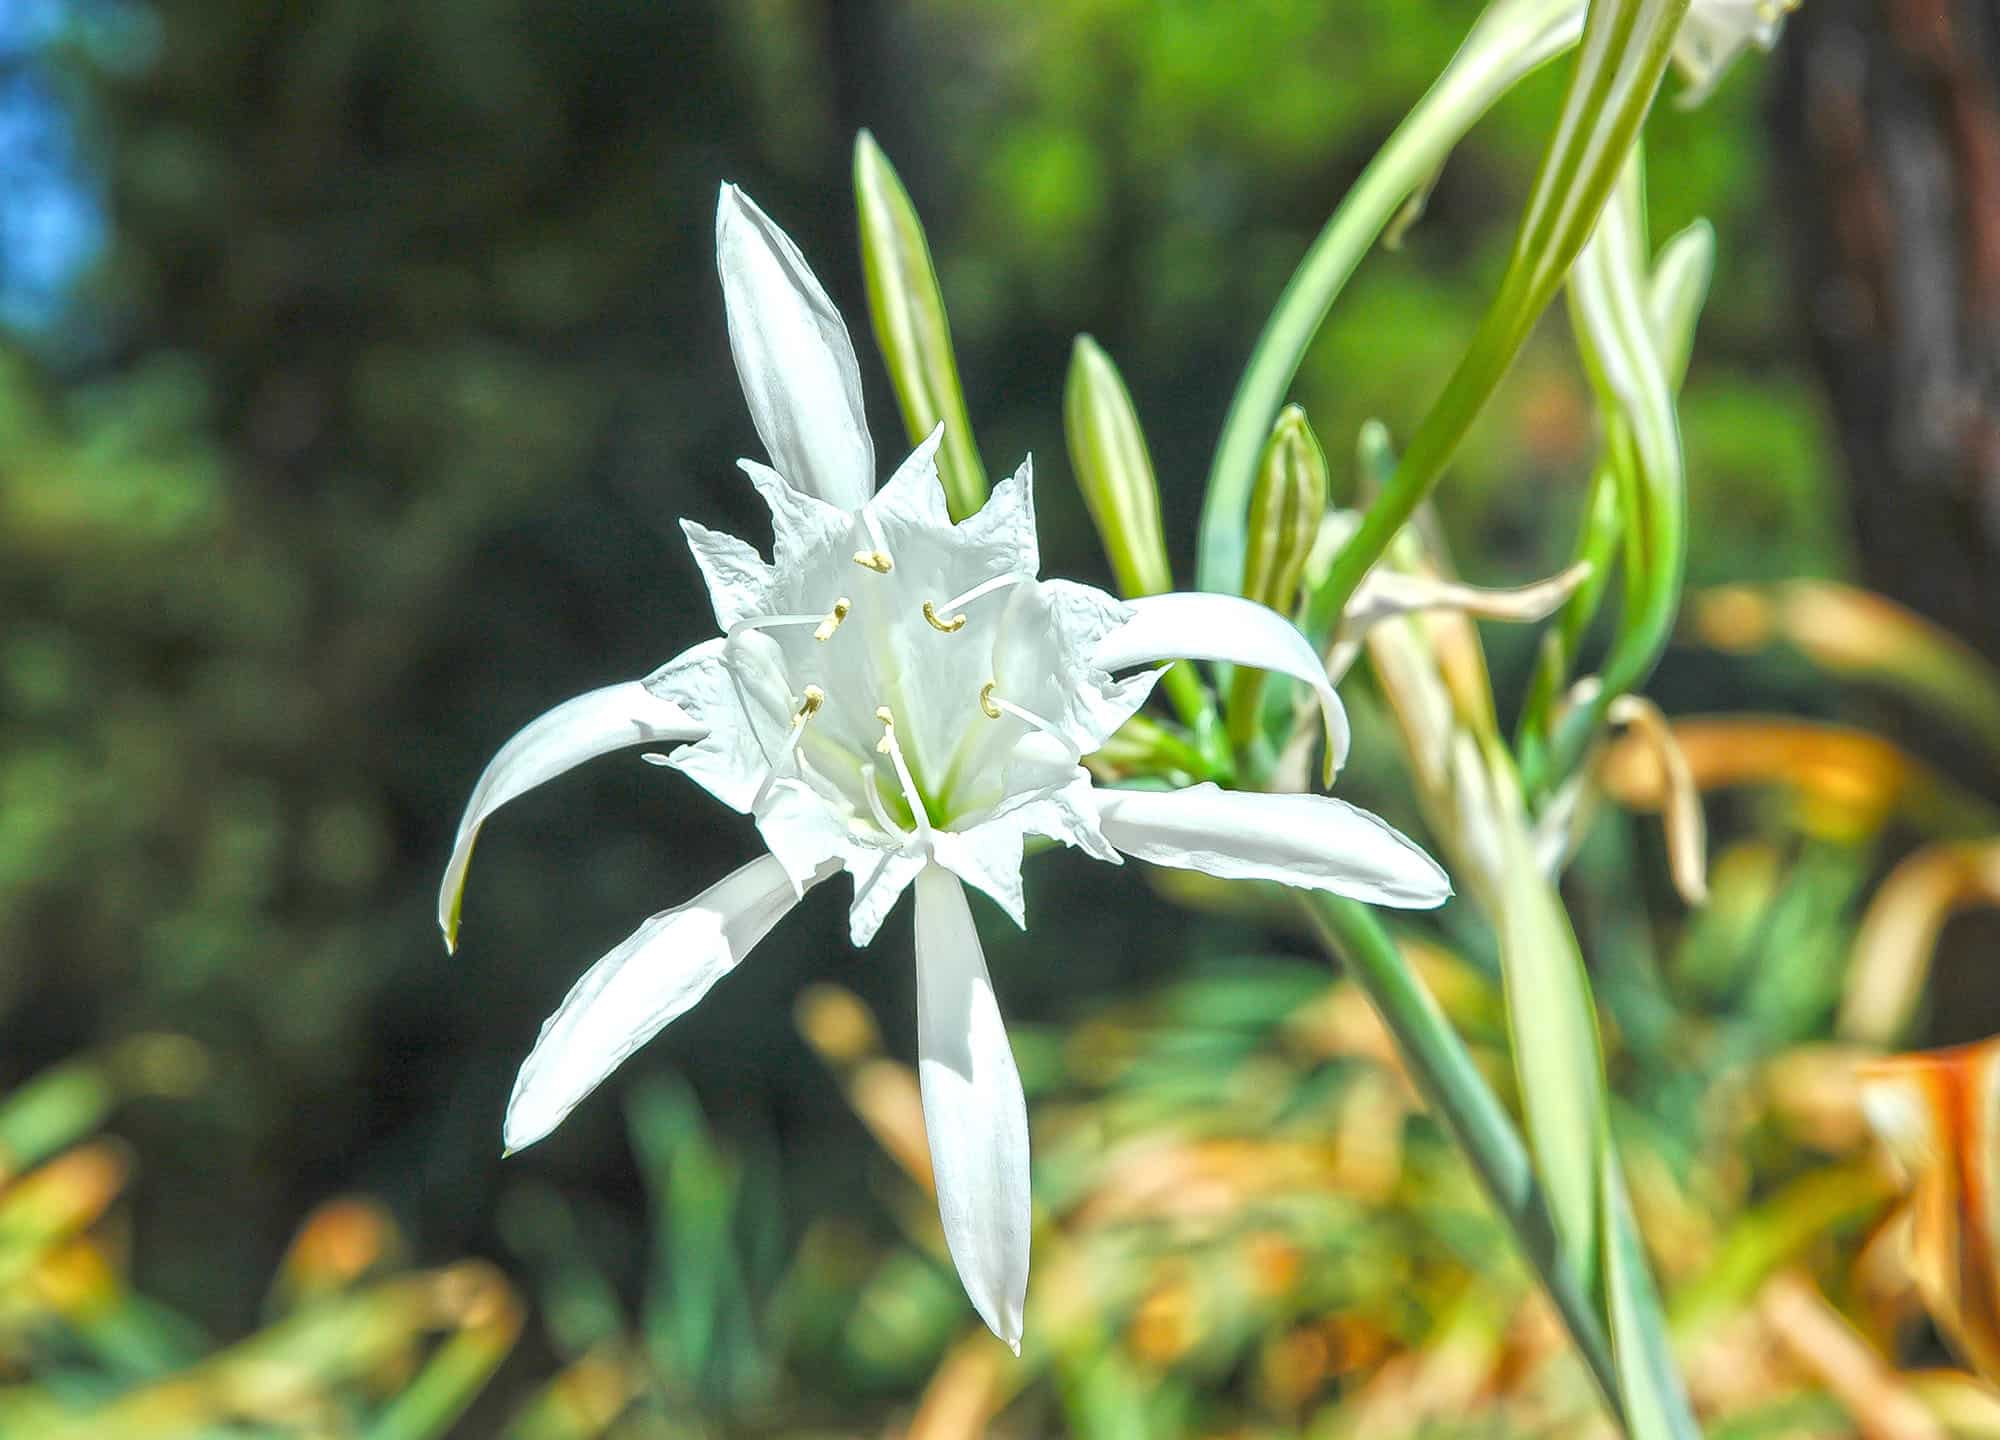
<box><xmin>1672</xmin><ymin>0</ymin><xmax>1799</xmax><ymax>106</ymax></box>
<box><xmin>439</xmin><ymin>183</ymin><xmax>1451</xmax><ymax>1351</ymax></box>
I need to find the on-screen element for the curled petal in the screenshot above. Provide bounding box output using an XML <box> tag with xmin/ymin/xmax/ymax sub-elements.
<box><xmin>1096</xmin><ymin>783</ymin><xmax>1450</xmax><ymax>909</ymax></box>
<box><xmin>440</xmin><ymin>682</ymin><xmax>703</xmax><ymax>950</ymax></box>
<box><xmin>1096</xmin><ymin>591</ymin><xmax>1349</xmax><ymax>782</ymax></box>
<box><xmin>1608</xmin><ymin>695</ymin><xmax>1708</xmax><ymax>906</ymax></box>
<box><xmin>504</xmin><ymin>856</ymin><xmax>831</xmax><ymax>1153</ymax></box>
<box><xmin>716</xmin><ymin>184</ymin><xmax>874</xmax><ymax>510</ymax></box>
<box><xmin>914</xmin><ymin>865</ymin><xmax>1031</xmax><ymax>1351</ymax></box>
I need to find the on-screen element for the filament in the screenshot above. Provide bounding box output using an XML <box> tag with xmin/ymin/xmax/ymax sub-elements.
<box><xmin>936</xmin><ymin>572</ymin><xmax>1028</xmax><ymax>615</ymax></box>
<box><xmin>978</xmin><ymin>684</ymin><xmax>1081</xmax><ymax>761</ymax></box>
<box><xmin>751</xmin><ymin>685</ymin><xmax>824</xmax><ymax>811</ymax></box>
<box><xmin>860</xmin><ymin>761</ymin><xmax>910</xmax><ymax>842</ymax></box>
<box><xmin>873</xmin><ymin>707</ymin><xmax>932</xmax><ymax>838</ymax></box>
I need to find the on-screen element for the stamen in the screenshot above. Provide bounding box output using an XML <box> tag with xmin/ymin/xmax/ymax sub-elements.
<box><xmin>752</xmin><ymin>685</ymin><xmax>825</xmax><ymax>811</ymax></box>
<box><xmin>729</xmin><ymin>612</ymin><xmax>832</xmax><ymax>640</ymax></box>
<box><xmin>923</xmin><ymin>600</ymin><xmax>967</xmax><ymax>633</ymax></box>
<box><xmin>937</xmin><ymin>573</ymin><xmax>1028</xmax><ymax>615</ymax></box>
<box><xmin>851</xmin><ymin>510</ymin><xmax>894</xmax><ymax>572</ymax></box>
<box><xmin>812</xmin><ymin>598</ymin><xmax>851</xmax><ymax>642</ymax></box>
<box><xmin>641</xmin><ymin>752</ymin><xmax>673</xmax><ymax>766</ymax></box>
<box><xmin>977</xmin><ymin>683</ymin><xmax>1082</xmax><ymax>761</ymax></box>
<box><xmin>860</xmin><ymin>761</ymin><xmax>909</xmax><ymax>841</ymax></box>
<box><xmin>921</xmin><ymin>573</ymin><xmax>1031</xmax><ymax>634</ymax></box>
<box><xmin>873</xmin><ymin>706</ymin><xmax>932</xmax><ymax>837</ymax></box>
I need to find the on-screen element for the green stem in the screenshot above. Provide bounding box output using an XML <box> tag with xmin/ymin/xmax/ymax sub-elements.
<box><xmin>1299</xmin><ymin>893</ymin><xmax>1625</xmax><ymax>1425</ymax></box>
<box><xmin>1197</xmin><ymin>0</ymin><xmax>1583</xmax><ymax>597</ymax></box>
<box><xmin>1301</xmin><ymin>0</ymin><xmax>1689</xmax><ymax>643</ymax></box>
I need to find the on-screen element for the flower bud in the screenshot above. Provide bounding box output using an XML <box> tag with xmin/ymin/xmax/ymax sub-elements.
<box><xmin>854</xmin><ymin>130</ymin><xmax>987</xmax><ymax>520</ymax></box>
<box><xmin>1064</xmin><ymin>335</ymin><xmax>1172</xmax><ymax>598</ymax></box>
<box><xmin>1242</xmin><ymin>405</ymin><xmax>1327</xmax><ymax>614</ymax></box>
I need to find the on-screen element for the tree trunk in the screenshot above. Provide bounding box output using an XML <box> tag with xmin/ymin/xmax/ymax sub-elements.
<box><xmin>1772</xmin><ymin>0</ymin><xmax>2000</xmax><ymax>665</ymax></box>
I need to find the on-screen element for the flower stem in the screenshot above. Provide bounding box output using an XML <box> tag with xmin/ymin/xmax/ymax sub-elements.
<box><xmin>1300</xmin><ymin>0</ymin><xmax>1689</xmax><ymax>644</ymax></box>
<box><xmin>1196</xmin><ymin>0</ymin><xmax>1583</xmax><ymax>597</ymax></box>
<box><xmin>1299</xmin><ymin>892</ymin><xmax>1625</xmax><ymax>1427</ymax></box>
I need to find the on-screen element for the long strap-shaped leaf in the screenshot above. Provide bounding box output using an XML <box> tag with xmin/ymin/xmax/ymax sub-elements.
<box><xmin>1301</xmin><ymin>0</ymin><xmax>1690</xmax><ymax>640</ymax></box>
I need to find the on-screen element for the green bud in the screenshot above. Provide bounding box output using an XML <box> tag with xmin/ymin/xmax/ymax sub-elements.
<box><xmin>1063</xmin><ymin>335</ymin><xmax>1172</xmax><ymax>598</ymax></box>
<box><xmin>1241</xmin><ymin>405</ymin><xmax>1327</xmax><ymax>614</ymax></box>
<box><xmin>854</xmin><ymin>130</ymin><xmax>987</xmax><ymax>521</ymax></box>
<box><xmin>1646</xmin><ymin>218</ymin><xmax>1713</xmax><ymax>393</ymax></box>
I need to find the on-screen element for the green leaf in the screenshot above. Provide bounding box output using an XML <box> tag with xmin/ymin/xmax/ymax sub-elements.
<box><xmin>1302</xmin><ymin>0</ymin><xmax>1691</xmax><ymax>643</ymax></box>
<box><xmin>1197</xmin><ymin>0</ymin><xmax>1586</xmax><ymax>596</ymax></box>
<box><xmin>1493</xmin><ymin>771</ymin><xmax>1607</xmax><ymax>1291</ymax></box>
<box><xmin>1602</xmin><ymin>1152</ymin><xmax>1701</xmax><ymax>1440</ymax></box>
<box><xmin>854</xmin><ymin>131</ymin><xmax>987</xmax><ymax>522</ymax></box>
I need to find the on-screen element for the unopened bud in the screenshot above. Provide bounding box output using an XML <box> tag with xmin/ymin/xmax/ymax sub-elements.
<box><xmin>1064</xmin><ymin>335</ymin><xmax>1172</xmax><ymax>597</ymax></box>
<box><xmin>854</xmin><ymin>131</ymin><xmax>987</xmax><ymax>520</ymax></box>
<box><xmin>1242</xmin><ymin>405</ymin><xmax>1327</xmax><ymax>614</ymax></box>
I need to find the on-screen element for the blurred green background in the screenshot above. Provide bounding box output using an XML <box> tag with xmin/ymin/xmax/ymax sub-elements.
<box><xmin>0</xmin><ymin>0</ymin><xmax>1878</xmax><ymax>1434</ymax></box>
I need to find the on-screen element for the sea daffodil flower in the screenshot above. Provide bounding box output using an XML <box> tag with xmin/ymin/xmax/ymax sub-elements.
<box><xmin>439</xmin><ymin>184</ymin><xmax>1450</xmax><ymax>1350</ymax></box>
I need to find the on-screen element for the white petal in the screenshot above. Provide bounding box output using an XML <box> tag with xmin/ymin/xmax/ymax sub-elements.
<box><xmin>1096</xmin><ymin>592</ymin><xmax>1350</xmax><ymax>782</ymax></box>
<box><xmin>1095</xmin><ymin>783</ymin><xmax>1451</xmax><ymax>909</ymax></box>
<box><xmin>503</xmin><ymin>854</ymin><xmax>829</xmax><ymax>1152</ymax></box>
<box><xmin>680</xmin><ymin>518</ymin><xmax>774</xmax><ymax>631</ymax></box>
<box><xmin>739</xmin><ymin>457</ymin><xmax>855</xmax><ymax>574</ymax></box>
<box><xmin>848</xmin><ymin>847</ymin><xmax>926</xmax><ymax>946</ymax></box>
<box><xmin>952</xmin><ymin>454</ymin><xmax>1040</xmax><ymax>577</ymax></box>
<box><xmin>930</xmin><ymin>826</ymin><xmax>1028</xmax><ymax>929</ymax></box>
<box><xmin>914</xmin><ymin>865</ymin><xmax>1031</xmax><ymax>1351</ymax></box>
<box><xmin>864</xmin><ymin>424</ymin><xmax>951</xmax><ymax>533</ymax></box>
<box><xmin>716</xmin><ymin>184</ymin><xmax>874</xmax><ymax>510</ymax></box>
<box><xmin>440</xmin><ymin>682</ymin><xmax>703</xmax><ymax>950</ymax></box>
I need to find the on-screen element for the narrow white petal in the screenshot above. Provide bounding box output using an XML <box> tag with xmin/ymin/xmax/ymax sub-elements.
<box><xmin>503</xmin><ymin>855</ymin><xmax>825</xmax><ymax>1152</ymax></box>
<box><xmin>440</xmin><ymin>682</ymin><xmax>703</xmax><ymax>950</ymax></box>
<box><xmin>1096</xmin><ymin>783</ymin><xmax>1451</xmax><ymax>909</ymax></box>
<box><xmin>1096</xmin><ymin>592</ymin><xmax>1350</xmax><ymax>781</ymax></box>
<box><xmin>716</xmin><ymin>184</ymin><xmax>874</xmax><ymax>511</ymax></box>
<box><xmin>914</xmin><ymin>865</ymin><xmax>1031</xmax><ymax>1351</ymax></box>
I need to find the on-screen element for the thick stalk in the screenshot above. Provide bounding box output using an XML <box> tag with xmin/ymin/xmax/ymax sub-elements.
<box><xmin>1301</xmin><ymin>0</ymin><xmax>1690</xmax><ymax>642</ymax></box>
<box><xmin>1197</xmin><ymin>0</ymin><xmax>1584</xmax><ymax>596</ymax></box>
<box><xmin>1300</xmin><ymin>892</ymin><xmax>1625</xmax><ymax>1424</ymax></box>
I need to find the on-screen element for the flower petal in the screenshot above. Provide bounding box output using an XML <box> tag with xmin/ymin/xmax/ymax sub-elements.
<box><xmin>1096</xmin><ymin>592</ymin><xmax>1350</xmax><ymax>782</ymax></box>
<box><xmin>440</xmin><ymin>682</ymin><xmax>703</xmax><ymax>951</ymax></box>
<box><xmin>680</xmin><ymin>518</ymin><xmax>774</xmax><ymax>631</ymax></box>
<box><xmin>503</xmin><ymin>855</ymin><xmax>831</xmax><ymax>1153</ymax></box>
<box><xmin>1095</xmin><ymin>783</ymin><xmax>1451</xmax><ymax>909</ymax></box>
<box><xmin>717</xmin><ymin>184</ymin><xmax>874</xmax><ymax>511</ymax></box>
<box><xmin>914</xmin><ymin>864</ymin><xmax>1031</xmax><ymax>1351</ymax></box>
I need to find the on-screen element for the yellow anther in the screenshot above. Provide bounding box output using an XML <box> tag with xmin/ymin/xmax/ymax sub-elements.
<box><xmin>875</xmin><ymin>706</ymin><xmax>894</xmax><ymax>725</ymax></box>
<box><xmin>813</xmin><ymin>598</ymin><xmax>851</xmax><ymax>642</ymax></box>
<box><xmin>794</xmin><ymin>685</ymin><xmax>825</xmax><ymax>726</ymax></box>
<box><xmin>979</xmin><ymin>682</ymin><xmax>1002</xmax><ymax>719</ymax></box>
<box><xmin>852</xmin><ymin>549</ymin><xmax>893</xmax><ymax>573</ymax></box>
<box><xmin>923</xmin><ymin>600</ymin><xmax>968</xmax><ymax>634</ymax></box>
<box><xmin>874</xmin><ymin>705</ymin><xmax>895</xmax><ymax>753</ymax></box>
